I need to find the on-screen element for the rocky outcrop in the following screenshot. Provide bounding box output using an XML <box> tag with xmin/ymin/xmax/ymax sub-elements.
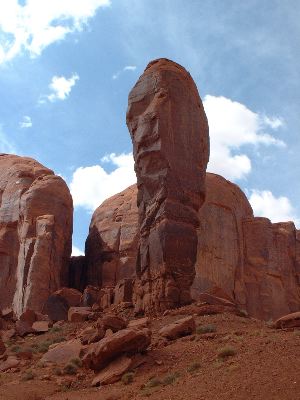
<box><xmin>84</xmin><ymin>173</ymin><xmax>300</xmax><ymax>321</ymax></box>
<box><xmin>242</xmin><ymin>219</ymin><xmax>300</xmax><ymax>320</ymax></box>
<box><xmin>126</xmin><ymin>58</ymin><xmax>209</xmax><ymax>313</ymax></box>
<box><xmin>83</xmin><ymin>327</ymin><xmax>151</xmax><ymax>371</ymax></box>
<box><xmin>85</xmin><ymin>185</ymin><xmax>138</xmax><ymax>288</ymax></box>
<box><xmin>192</xmin><ymin>173</ymin><xmax>253</xmax><ymax>300</ymax></box>
<box><xmin>0</xmin><ymin>154</ymin><xmax>73</xmax><ymax>316</ymax></box>
<box><xmin>158</xmin><ymin>316</ymin><xmax>196</xmax><ymax>340</ymax></box>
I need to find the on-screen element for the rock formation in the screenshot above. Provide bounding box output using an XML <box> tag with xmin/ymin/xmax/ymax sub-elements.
<box><xmin>85</xmin><ymin>185</ymin><xmax>138</xmax><ymax>288</ymax></box>
<box><xmin>241</xmin><ymin>218</ymin><xmax>300</xmax><ymax>320</ymax></box>
<box><xmin>126</xmin><ymin>58</ymin><xmax>209</xmax><ymax>313</ymax></box>
<box><xmin>191</xmin><ymin>173</ymin><xmax>253</xmax><ymax>300</ymax></box>
<box><xmin>84</xmin><ymin>174</ymin><xmax>300</xmax><ymax>321</ymax></box>
<box><xmin>0</xmin><ymin>154</ymin><xmax>73</xmax><ymax>316</ymax></box>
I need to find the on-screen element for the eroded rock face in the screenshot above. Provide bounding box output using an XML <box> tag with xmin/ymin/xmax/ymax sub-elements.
<box><xmin>242</xmin><ymin>218</ymin><xmax>300</xmax><ymax>320</ymax></box>
<box><xmin>84</xmin><ymin>173</ymin><xmax>300</xmax><ymax>321</ymax></box>
<box><xmin>192</xmin><ymin>173</ymin><xmax>253</xmax><ymax>300</ymax></box>
<box><xmin>126</xmin><ymin>58</ymin><xmax>209</xmax><ymax>313</ymax></box>
<box><xmin>85</xmin><ymin>185</ymin><xmax>138</xmax><ymax>288</ymax></box>
<box><xmin>0</xmin><ymin>154</ymin><xmax>73</xmax><ymax>316</ymax></box>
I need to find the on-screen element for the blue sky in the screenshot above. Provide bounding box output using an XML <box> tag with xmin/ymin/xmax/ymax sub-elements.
<box><xmin>0</xmin><ymin>0</ymin><xmax>299</xmax><ymax>254</ymax></box>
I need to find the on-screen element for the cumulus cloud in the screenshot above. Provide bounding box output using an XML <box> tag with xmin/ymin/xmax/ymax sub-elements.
<box><xmin>69</xmin><ymin>95</ymin><xmax>287</xmax><ymax>213</ymax></box>
<box><xmin>112</xmin><ymin>65</ymin><xmax>137</xmax><ymax>80</ymax></box>
<box><xmin>249</xmin><ymin>190</ymin><xmax>299</xmax><ymax>226</ymax></box>
<box><xmin>203</xmin><ymin>95</ymin><xmax>285</xmax><ymax>181</ymax></box>
<box><xmin>70</xmin><ymin>153</ymin><xmax>136</xmax><ymax>212</ymax></box>
<box><xmin>72</xmin><ymin>245</ymin><xmax>84</xmax><ymax>256</ymax></box>
<box><xmin>19</xmin><ymin>115</ymin><xmax>32</xmax><ymax>128</ymax></box>
<box><xmin>0</xmin><ymin>0</ymin><xmax>111</xmax><ymax>64</ymax></box>
<box><xmin>40</xmin><ymin>74</ymin><xmax>79</xmax><ymax>103</ymax></box>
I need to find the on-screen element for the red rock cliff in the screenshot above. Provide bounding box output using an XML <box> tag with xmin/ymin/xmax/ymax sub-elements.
<box><xmin>0</xmin><ymin>154</ymin><xmax>73</xmax><ymax>316</ymax></box>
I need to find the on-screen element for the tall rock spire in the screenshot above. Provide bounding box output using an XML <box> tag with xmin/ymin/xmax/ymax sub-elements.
<box><xmin>126</xmin><ymin>58</ymin><xmax>209</xmax><ymax>313</ymax></box>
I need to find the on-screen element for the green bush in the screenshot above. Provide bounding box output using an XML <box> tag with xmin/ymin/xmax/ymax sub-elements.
<box><xmin>162</xmin><ymin>372</ymin><xmax>180</xmax><ymax>386</ymax></box>
<box><xmin>121</xmin><ymin>372</ymin><xmax>134</xmax><ymax>385</ymax></box>
<box><xmin>21</xmin><ymin>370</ymin><xmax>35</xmax><ymax>381</ymax></box>
<box><xmin>63</xmin><ymin>363</ymin><xmax>78</xmax><ymax>375</ymax></box>
<box><xmin>217</xmin><ymin>346</ymin><xmax>236</xmax><ymax>359</ymax></box>
<box><xmin>187</xmin><ymin>362</ymin><xmax>201</xmax><ymax>373</ymax></box>
<box><xmin>196</xmin><ymin>324</ymin><xmax>217</xmax><ymax>334</ymax></box>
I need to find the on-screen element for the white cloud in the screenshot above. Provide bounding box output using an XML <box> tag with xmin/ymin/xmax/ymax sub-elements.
<box><xmin>19</xmin><ymin>115</ymin><xmax>32</xmax><ymax>128</ymax></box>
<box><xmin>70</xmin><ymin>152</ymin><xmax>136</xmax><ymax>212</ymax></box>
<box><xmin>0</xmin><ymin>125</ymin><xmax>16</xmax><ymax>153</ymax></box>
<box><xmin>40</xmin><ymin>73</ymin><xmax>79</xmax><ymax>103</ymax></box>
<box><xmin>203</xmin><ymin>95</ymin><xmax>285</xmax><ymax>181</ymax></box>
<box><xmin>72</xmin><ymin>245</ymin><xmax>84</xmax><ymax>256</ymax></box>
<box><xmin>123</xmin><ymin>65</ymin><xmax>137</xmax><ymax>71</ymax></box>
<box><xmin>112</xmin><ymin>65</ymin><xmax>137</xmax><ymax>80</ymax></box>
<box><xmin>0</xmin><ymin>0</ymin><xmax>111</xmax><ymax>64</ymax></box>
<box><xmin>69</xmin><ymin>95</ymin><xmax>287</xmax><ymax>213</ymax></box>
<box><xmin>249</xmin><ymin>190</ymin><xmax>299</xmax><ymax>226</ymax></box>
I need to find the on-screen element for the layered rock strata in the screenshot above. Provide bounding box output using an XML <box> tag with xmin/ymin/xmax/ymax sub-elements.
<box><xmin>126</xmin><ymin>58</ymin><xmax>209</xmax><ymax>313</ymax></box>
<box><xmin>0</xmin><ymin>154</ymin><xmax>72</xmax><ymax>316</ymax></box>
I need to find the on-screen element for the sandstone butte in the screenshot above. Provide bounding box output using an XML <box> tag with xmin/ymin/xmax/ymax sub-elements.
<box><xmin>126</xmin><ymin>58</ymin><xmax>210</xmax><ymax>313</ymax></box>
<box><xmin>83</xmin><ymin>174</ymin><xmax>300</xmax><ymax>321</ymax></box>
<box><xmin>0</xmin><ymin>153</ymin><xmax>73</xmax><ymax>317</ymax></box>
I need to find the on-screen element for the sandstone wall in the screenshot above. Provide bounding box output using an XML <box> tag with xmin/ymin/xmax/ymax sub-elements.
<box><xmin>84</xmin><ymin>175</ymin><xmax>300</xmax><ymax>320</ymax></box>
<box><xmin>0</xmin><ymin>154</ymin><xmax>73</xmax><ymax>316</ymax></box>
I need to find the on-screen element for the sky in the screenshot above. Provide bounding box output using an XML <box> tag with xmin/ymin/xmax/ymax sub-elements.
<box><xmin>0</xmin><ymin>0</ymin><xmax>299</xmax><ymax>255</ymax></box>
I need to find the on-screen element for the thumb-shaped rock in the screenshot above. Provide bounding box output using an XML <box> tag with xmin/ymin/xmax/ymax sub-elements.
<box><xmin>126</xmin><ymin>58</ymin><xmax>209</xmax><ymax>313</ymax></box>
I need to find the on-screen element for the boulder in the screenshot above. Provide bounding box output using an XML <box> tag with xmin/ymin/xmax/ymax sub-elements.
<box><xmin>0</xmin><ymin>308</ymin><xmax>14</xmax><ymax>320</ymax></box>
<box><xmin>128</xmin><ymin>317</ymin><xmax>150</xmax><ymax>330</ymax></box>
<box><xmin>19</xmin><ymin>309</ymin><xmax>36</xmax><ymax>326</ymax></box>
<box><xmin>92</xmin><ymin>355</ymin><xmax>132</xmax><ymax>386</ymax></box>
<box><xmin>42</xmin><ymin>294</ymin><xmax>69</xmax><ymax>321</ymax></box>
<box><xmin>81</xmin><ymin>326</ymin><xmax>105</xmax><ymax>345</ymax></box>
<box><xmin>0</xmin><ymin>356</ymin><xmax>19</xmax><ymax>372</ymax></box>
<box><xmin>0</xmin><ymin>154</ymin><xmax>73</xmax><ymax>317</ymax></box>
<box><xmin>83</xmin><ymin>328</ymin><xmax>151</xmax><ymax>371</ymax></box>
<box><xmin>100</xmin><ymin>314</ymin><xmax>127</xmax><ymax>332</ymax></box>
<box><xmin>1</xmin><ymin>329</ymin><xmax>15</xmax><ymax>342</ymax></box>
<box><xmin>158</xmin><ymin>316</ymin><xmax>196</xmax><ymax>340</ymax></box>
<box><xmin>41</xmin><ymin>339</ymin><xmax>82</xmax><ymax>364</ymax></box>
<box><xmin>81</xmin><ymin>285</ymin><xmax>101</xmax><ymax>307</ymax></box>
<box><xmin>126</xmin><ymin>58</ymin><xmax>209</xmax><ymax>313</ymax></box>
<box><xmin>274</xmin><ymin>311</ymin><xmax>300</xmax><ymax>329</ymax></box>
<box><xmin>32</xmin><ymin>320</ymin><xmax>51</xmax><ymax>333</ymax></box>
<box><xmin>54</xmin><ymin>287</ymin><xmax>82</xmax><ymax>307</ymax></box>
<box><xmin>15</xmin><ymin>320</ymin><xmax>34</xmax><ymax>336</ymax></box>
<box><xmin>197</xmin><ymin>293</ymin><xmax>236</xmax><ymax>308</ymax></box>
<box><xmin>68</xmin><ymin>307</ymin><xmax>91</xmax><ymax>322</ymax></box>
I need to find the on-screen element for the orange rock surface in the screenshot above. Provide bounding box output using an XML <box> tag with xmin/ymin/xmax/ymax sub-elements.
<box><xmin>126</xmin><ymin>58</ymin><xmax>209</xmax><ymax>313</ymax></box>
<box><xmin>0</xmin><ymin>154</ymin><xmax>73</xmax><ymax>316</ymax></box>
